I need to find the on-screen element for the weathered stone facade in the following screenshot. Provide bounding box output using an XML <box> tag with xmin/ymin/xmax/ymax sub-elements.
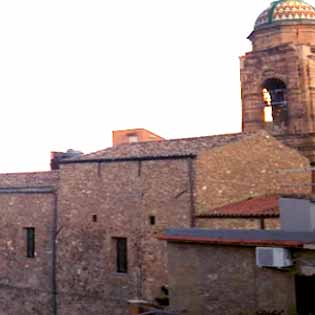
<box><xmin>56</xmin><ymin>158</ymin><xmax>193</xmax><ymax>314</ymax></box>
<box><xmin>196</xmin><ymin>218</ymin><xmax>264</xmax><ymax>230</ymax></box>
<box><xmin>167</xmin><ymin>242</ymin><xmax>299</xmax><ymax>315</ymax></box>
<box><xmin>53</xmin><ymin>133</ymin><xmax>311</xmax><ymax>313</ymax></box>
<box><xmin>241</xmin><ymin>11</ymin><xmax>315</xmax><ymax>160</ymax></box>
<box><xmin>0</xmin><ymin>132</ymin><xmax>310</xmax><ymax>314</ymax></box>
<box><xmin>2</xmin><ymin>1</ymin><xmax>315</xmax><ymax>313</ymax></box>
<box><xmin>195</xmin><ymin>132</ymin><xmax>310</xmax><ymax>213</ymax></box>
<box><xmin>0</xmin><ymin>171</ymin><xmax>58</xmax><ymax>315</ymax></box>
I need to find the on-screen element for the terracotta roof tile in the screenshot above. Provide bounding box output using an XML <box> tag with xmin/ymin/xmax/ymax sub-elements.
<box><xmin>0</xmin><ymin>171</ymin><xmax>59</xmax><ymax>188</ymax></box>
<box><xmin>160</xmin><ymin>229</ymin><xmax>315</xmax><ymax>248</ymax></box>
<box><xmin>77</xmin><ymin>132</ymin><xmax>247</xmax><ymax>160</ymax></box>
<box><xmin>198</xmin><ymin>195</ymin><xmax>280</xmax><ymax>218</ymax></box>
<box><xmin>159</xmin><ymin>235</ymin><xmax>304</xmax><ymax>248</ymax></box>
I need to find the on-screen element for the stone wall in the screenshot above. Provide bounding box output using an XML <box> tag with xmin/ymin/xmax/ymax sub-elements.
<box><xmin>241</xmin><ymin>24</ymin><xmax>315</xmax><ymax>142</ymax></box>
<box><xmin>167</xmin><ymin>242</ymin><xmax>297</xmax><ymax>315</ymax></box>
<box><xmin>0</xmin><ymin>171</ymin><xmax>58</xmax><ymax>315</ymax></box>
<box><xmin>56</xmin><ymin>158</ymin><xmax>193</xmax><ymax>315</ymax></box>
<box><xmin>265</xmin><ymin>218</ymin><xmax>281</xmax><ymax>230</ymax></box>
<box><xmin>249</xmin><ymin>24</ymin><xmax>315</xmax><ymax>51</ymax></box>
<box><xmin>196</xmin><ymin>217</ymin><xmax>281</xmax><ymax>230</ymax></box>
<box><xmin>195</xmin><ymin>132</ymin><xmax>310</xmax><ymax>213</ymax></box>
<box><xmin>195</xmin><ymin>218</ymin><xmax>262</xmax><ymax>230</ymax></box>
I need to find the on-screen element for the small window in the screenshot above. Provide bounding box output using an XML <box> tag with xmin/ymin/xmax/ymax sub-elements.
<box><xmin>114</xmin><ymin>238</ymin><xmax>128</xmax><ymax>273</ymax></box>
<box><xmin>92</xmin><ymin>215</ymin><xmax>97</xmax><ymax>222</ymax></box>
<box><xmin>149</xmin><ymin>215</ymin><xmax>156</xmax><ymax>225</ymax></box>
<box><xmin>25</xmin><ymin>227</ymin><xmax>35</xmax><ymax>258</ymax></box>
<box><xmin>127</xmin><ymin>134</ymin><xmax>139</xmax><ymax>143</ymax></box>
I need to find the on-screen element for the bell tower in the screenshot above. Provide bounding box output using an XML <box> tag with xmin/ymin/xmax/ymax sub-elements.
<box><xmin>241</xmin><ymin>0</ymin><xmax>315</xmax><ymax>159</ymax></box>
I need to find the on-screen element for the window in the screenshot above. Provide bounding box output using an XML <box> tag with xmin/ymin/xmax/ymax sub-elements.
<box><xmin>127</xmin><ymin>134</ymin><xmax>139</xmax><ymax>143</ymax></box>
<box><xmin>262</xmin><ymin>78</ymin><xmax>288</xmax><ymax>130</ymax></box>
<box><xmin>149</xmin><ymin>215</ymin><xmax>156</xmax><ymax>225</ymax></box>
<box><xmin>25</xmin><ymin>227</ymin><xmax>35</xmax><ymax>258</ymax></box>
<box><xmin>114</xmin><ymin>238</ymin><xmax>128</xmax><ymax>273</ymax></box>
<box><xmin>92</xmin><ymin>214</ymin><xmax>97</xmax><ymax>222</ymax></box>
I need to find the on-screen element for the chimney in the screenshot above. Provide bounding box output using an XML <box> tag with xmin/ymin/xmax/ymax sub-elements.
<box><xmin>50</xmin><ymin>149</ymin><xmax>83</xmax><ymax>170</ymax></box>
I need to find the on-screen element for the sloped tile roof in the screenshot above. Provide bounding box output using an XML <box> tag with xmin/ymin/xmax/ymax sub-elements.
<box><xmin>0</xmin><ymin>171</ymin><xmax>59</xmax><ymax>188</ymax></box>
<box><xmin>76</xmin><ymin>132</ymin><xmax>246</xmax><ymax>161</ymax></box>
<box><xmin>198</xmin><ymin>195</ymin><xmax>280</xmax><ymax>218</ymax></box>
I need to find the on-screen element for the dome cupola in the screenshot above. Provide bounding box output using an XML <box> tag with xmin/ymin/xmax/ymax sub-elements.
<box><xmin>255</xmin><ymin>0</ymin><xmax>315</xmax><ymax>29</ymax></box>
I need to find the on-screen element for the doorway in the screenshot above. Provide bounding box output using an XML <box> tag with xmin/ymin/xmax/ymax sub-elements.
<box><xmin>296</xmin><ymin>275</ymin><xmax>315</xmax><ymax>315</ymax></box>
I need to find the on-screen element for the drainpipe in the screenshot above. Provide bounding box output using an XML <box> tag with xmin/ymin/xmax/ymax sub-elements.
<box><xmin>311</xmin><ymin>162</ymin><xmax>315</xmax><ymax>199</ymax></box>
<box><xmin>187</xmin><ymin>157</ymin><xmax>196</xmax><ymax>227</ymax></box>
<box><xmin>52</xmin><ymin>192</ymin><xmax>58</xmax><ymax>315</ymax></box>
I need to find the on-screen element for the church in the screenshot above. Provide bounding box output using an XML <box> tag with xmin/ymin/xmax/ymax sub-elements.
<box><xmin>0</xmin><ymin>1</ymin><xmax>314</xmax><ymax>314</ymax></box>
<box><xmin>241</xmin><ymin>0</ymin><xmax>315</xmax><ymax>161</ymax></box>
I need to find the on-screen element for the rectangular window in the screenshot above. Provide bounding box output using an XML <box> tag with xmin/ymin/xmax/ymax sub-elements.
<box><xmin>25</xmin><ymin>227</ymin><xmax>35</xmax><ymax>258</ymax></box>
<box><xmin>127</xmin><ymin>134</ymin><xmax>139</xmax><ymax>143</ymax></box>
<box><xmin>149</xmin><ymin>215</ymin><xmax>156</xmax><ymax>225</ymax></box>
<box><xmin>115</xmin><ymin>238</ymin><xmax>128</xmax><ymax>273</ymax></box>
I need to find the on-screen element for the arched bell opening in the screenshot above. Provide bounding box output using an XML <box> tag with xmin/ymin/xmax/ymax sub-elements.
<box><xmin>261</xmin><ymin>78</ymin><xmax>289</xmax><ymax>132</ymax></box>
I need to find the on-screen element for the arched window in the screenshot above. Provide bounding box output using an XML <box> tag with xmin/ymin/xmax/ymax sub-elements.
<box><xmin>262</xmin><ymin>78</ymin><xmax>288</xmax><ymax>130</ymax></box>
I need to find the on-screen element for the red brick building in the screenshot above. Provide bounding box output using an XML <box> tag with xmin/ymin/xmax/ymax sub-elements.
<box><xmin>112</xmin><ymin>129</ymin><xmax>164</xmax><ymax>146</ymax></box>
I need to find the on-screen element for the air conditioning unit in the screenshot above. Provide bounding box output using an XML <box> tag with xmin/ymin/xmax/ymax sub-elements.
<box><xmin>256</xmin><ymin>247</ymin><xmax>292</xmax><ymax>268</ymax></box>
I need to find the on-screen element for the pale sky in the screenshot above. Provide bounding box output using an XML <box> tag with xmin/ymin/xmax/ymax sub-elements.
<box><xmin>1</xmin><ymin>0</ymin><xmax>314</xmax><ymax>173</ymax></box>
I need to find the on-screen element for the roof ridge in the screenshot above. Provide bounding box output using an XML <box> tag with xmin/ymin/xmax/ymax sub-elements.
<box><xmin>81</xmin><ymin>131</ymin><xmax>245</xmax><ymax>159</ymax></box>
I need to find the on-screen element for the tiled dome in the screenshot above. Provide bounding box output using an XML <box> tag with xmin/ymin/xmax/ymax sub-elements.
<box><xmin>255</xmin><ymin>0</ymin><xmax>315</xmax><ymax>29</ymax></box>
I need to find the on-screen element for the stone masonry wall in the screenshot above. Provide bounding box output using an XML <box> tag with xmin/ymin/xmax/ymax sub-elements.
<box><xmin>0</xmin><ymin>171</ymin><xmax>58</xmax><ymax>315</ymax></box>
<box><xmin>195</xmin><ymin>217</ymin><xmax>281</xmax><ymax>230</ymax></box>
<box><xmin>195</xmin><ymin>132</ymin><xmax>310</xmax><ymax>214</ymax></box>
<box><xmin>195</xmin><ymin>218</ymin><xmax>262</xmax><ymax>230</ymax></box>
<box><xmin>241</xmin><ymin>24</ymin><xmax>315</xmax><ymax>137</ymax></box>
<box><xmin>57</xmin><ymin>158</ymin><xmax>193</xmax><ymax>315</ymax></box>
<box><xmin>167</xmin><ymin>242</ymin><xmax>296</xmax><ymax>315</ymax></box>
<box><xmin>264</xmin><ymin>218</ymin><xmax>281</xmax><ymax>230</ymax></box>
<box><xmin>250</xmin><ymin>24</ymin><xmax>315</xmax><ymax>51</ymax></box>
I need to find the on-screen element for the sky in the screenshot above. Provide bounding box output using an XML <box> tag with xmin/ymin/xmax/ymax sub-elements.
<box><xmin>1</xmin><ymin>0</ymin><xmax>314</xmax><ymax>173</ymax></box>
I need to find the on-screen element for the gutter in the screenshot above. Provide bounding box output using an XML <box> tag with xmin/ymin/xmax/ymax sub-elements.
<box><xmin>187</xmin><ymin>157</ymin><xmax>196</xmax><ymax>227</ymax></box>
<box><xmin>0</xmin><ymin>187</ymin><xmax>55</xmax><ymax>194</ymax></box>
<box><xmin>158</xmin><ymin>235</ymin><xmax>304</xmax><ymax>249</ymax></box>
<box><xmin>59</xmin><ymin>154</ymin><xmax>196</xmax><ymax>165</ymax></box>
<box><xmin>195</xmin><ymin>213</ymin><xmax>279</xmax><ymax>219</ymax></box>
